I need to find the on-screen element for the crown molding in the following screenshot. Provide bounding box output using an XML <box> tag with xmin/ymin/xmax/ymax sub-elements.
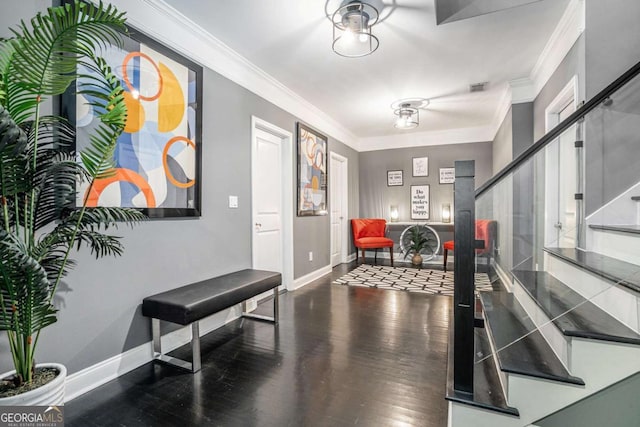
<box><xmin>488</xmin><ymin>0</ymin><xmax>585</xmax><ymax>142</ymax></box>
<box><xmin>358</xmin><ymin>126</ymin><xmax>495</xmax><ymax>152</ymax></box>
<box><xmin>97</xmin><ymin>0</ymin><xmax>359</xmax><ymax>150</ymax></box>
<box><xmin>530</xmin><ymin>0</ymin><xmax>585</xmax><ymax>96</ymax></box>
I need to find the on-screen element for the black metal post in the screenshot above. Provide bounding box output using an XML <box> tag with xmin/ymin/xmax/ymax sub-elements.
<box><xmin>453</xmin><ymin>160</ymin><xmax>475</xmax><ymax>395</ymax></box>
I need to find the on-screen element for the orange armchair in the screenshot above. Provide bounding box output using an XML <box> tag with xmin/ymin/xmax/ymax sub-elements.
<box><xmin>443</xmin><ymin>219</ymin><xmax>497</xmax><ymax>272</ymax></box>
<box><xmin>351</xmin><ymin>219</ymin><xmax>394</xmax><ymax>266</ymax></box>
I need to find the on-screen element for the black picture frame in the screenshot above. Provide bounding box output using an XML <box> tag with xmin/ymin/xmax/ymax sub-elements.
<box><xmin>296</xmin><ymin>122</ymin><xmax>328</xmax><ymax>216</ymax></box>
<box><xmin>387</xmin><ymin>170</ymin><xmax>403</xmax><ymax>186</ymax></box>
<box><xmin>61</xmin><ymin>21</ymin><xmax>203</xmax><ymax>218</ymax></box>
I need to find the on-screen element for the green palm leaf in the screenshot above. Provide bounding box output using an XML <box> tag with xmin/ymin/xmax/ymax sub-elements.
<box><xmin>5</xmin><ymin>0</ymin><xmax>126</xmax><ymax>124</ymax></box>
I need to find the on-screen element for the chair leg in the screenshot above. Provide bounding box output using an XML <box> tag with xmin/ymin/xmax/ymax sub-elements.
<box><xmin>355</xmin><ymin>248</ymin><xmax>359</xmax><ymax>263</ymax></box>
<box><xmin>444</xmin><ymin>249</ymin><xmax>448</xmax><ymax>272</ymax></box>
<box><xmin>374</xmin><ymin>249</ymin><xmax>378</xmax><ymax>265</ymax></box>
<box><xmin>361</xmin><ymin>249</ymin><xmax>366</xmax><ymax>264</ymax></box>
<box><xmin>390</xmin><ymin>247</ymin><xmax>394</xmax><ymax>267</ymax></box>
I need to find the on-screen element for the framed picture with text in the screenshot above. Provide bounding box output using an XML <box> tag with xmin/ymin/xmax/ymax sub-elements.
<box><xmin>412</xmin><ymin>157</ymin><xmax>428</xmax><ymax>177</ymax></box>
<box><xmin>439</xmin><ymin>167</ymin><xmax>455</xmax><ymax>184</ymax></box>
<box><xmin>410</xmin><ymin>185</ymin><xmax>430</xmax><ymax>220</ymax></box>
<box><xmin>387</xmin><ymin>170</ymin><xmax>404</xmax><ymax>186</ymax></box>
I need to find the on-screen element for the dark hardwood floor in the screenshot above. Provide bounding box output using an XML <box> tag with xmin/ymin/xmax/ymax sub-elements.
<box><xmin>66</xmin><ymin>260</ymin><xmax>452</xmax><ymax>426</ymax></box>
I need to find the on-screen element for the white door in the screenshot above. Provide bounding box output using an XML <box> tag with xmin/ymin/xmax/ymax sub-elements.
<box><xmin>330</xmin><ymin>153</ymin><xmax>348</xmax><ymax>266</ymax></box>
<box><xmin>252</xmin><ymin>128</ymin><xmax>283</xmax><ymax>273</ymax></box>
<box><xmin>544</xmin><ymin>77</ymin><xmax>578</xmax><ymax>248</ymax></box>
<box><xmin>556</xmin><ymin>102</ymin><xmax>577</xmax><ymax>247</ymax></box>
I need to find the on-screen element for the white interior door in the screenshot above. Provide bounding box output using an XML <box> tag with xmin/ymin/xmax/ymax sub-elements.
<box><xmin>330</xmin><ymin>153</ymin><xmax>348</xmax><ymax>266</ymax></box>
<box><xmin>251</xmin><ymin>117</ymin><xmax>294</xmax><ymax>296</ymax></box>
<box><xmin>253</xmin><ymin>128</ymin><xmax>283</xmax><ymax>273</ymax></box>
<box><xmin>544</xmin><ymin>77</ymin><xmax>578</xmax><ymax>248</ymax></box>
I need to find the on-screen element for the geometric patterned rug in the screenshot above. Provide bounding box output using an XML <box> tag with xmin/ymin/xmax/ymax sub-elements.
<box><xmin>333</xmin><ymin>265</ymin><xmax>493</xmax><ymax>296</ymax></box>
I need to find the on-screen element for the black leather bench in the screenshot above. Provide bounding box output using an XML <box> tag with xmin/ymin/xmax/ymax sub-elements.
<box><xmin>142</xmin><ymin>269</ymin><xmax>281</xmax><ymax>372</ymax></box>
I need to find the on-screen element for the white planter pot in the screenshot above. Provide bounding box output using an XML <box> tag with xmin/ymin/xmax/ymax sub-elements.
<box><xmin>0</xmin><ymin>363</ymin><xmax>66</xmax><ymax>406</ymax></box>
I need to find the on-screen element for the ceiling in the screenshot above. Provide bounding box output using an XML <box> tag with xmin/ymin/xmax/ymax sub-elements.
<box><xmin>163</xmin><ymin>0</ymin><xmax>570</xmax><ymax>142</ymax></box>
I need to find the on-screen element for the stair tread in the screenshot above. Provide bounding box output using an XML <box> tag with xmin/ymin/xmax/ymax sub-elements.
<box><xmin>589</xmin><ymin>224</ymin><xmax>640</xmax><ymax>235</ymax></box>
<box><xmin>445</xmin><ymin>316</ymin><xmax>519</xmax><ymax>416</ymax></box>
<box><xmin>544</xmin><ymin>248</ymin><xmax>640</xmax><ymax>294</ymax></box>
<box><xmin>513</xmin><ymin>270</ymin><xmax>640</xmax><ymax>344</ymax></box>
<box><xmin>479</xmin><ymin>291</ymin><xmax>585</xmax><ymax>385</ymax></box>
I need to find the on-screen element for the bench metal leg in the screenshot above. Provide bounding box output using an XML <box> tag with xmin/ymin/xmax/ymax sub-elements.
<box><xmin>151</xmin><ymin>318</ymin><xmax>202</xmax><ymax>373</ymax></box>
<box><xmin>242</xmin><ymin>287</ymin><xmax>279</xmax><ymax>324</ymax></box>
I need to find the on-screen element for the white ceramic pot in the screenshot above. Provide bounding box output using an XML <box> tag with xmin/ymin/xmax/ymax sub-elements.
<box><xmin>0</xmin><ymin>363</ymin><xmax>66</xmax><ymax>406</ymax></box>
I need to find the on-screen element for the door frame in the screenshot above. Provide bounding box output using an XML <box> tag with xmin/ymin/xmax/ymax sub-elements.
<box><xmin>543</xmin><ymin>75</ymin><xmax>579</xmax><ymax>247</ymax></box>
<box><xmin>330</xmin><ymin>151</ymin><xmax>349</xmax><ymax>265</ymax></box>
<box><xmin>251</xmin><ymin>116</ymin><xmax>294</xmax><ymax>290</ymax></box>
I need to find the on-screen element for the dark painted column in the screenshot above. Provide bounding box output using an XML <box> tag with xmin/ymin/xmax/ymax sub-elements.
<box><xmin>453</xmin><ymin>160</ymin><xmax>475</xmax><ymax>395</ymax></box>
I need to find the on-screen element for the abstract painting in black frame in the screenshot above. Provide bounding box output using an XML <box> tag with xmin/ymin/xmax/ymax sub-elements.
<box><xmin>63</xmin><ymin>22</ymin><xmax>203</xmax><ymax>218</ymax></box>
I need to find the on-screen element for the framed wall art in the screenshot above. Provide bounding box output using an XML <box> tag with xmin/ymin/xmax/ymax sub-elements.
<box><xmin>297</xmin><ymin>123</ymin><xmax>328</xmax><ymax>216</ymax></box>
<box><xmin>439</xmin><ymin>167</ymin><xmax>455</xmax><ymax>184</ymax></box>
<box><xmin>411</xmin><ymin>185</ymin><xmax>430</xmax><ymax>220</ymax></box>
<box><xmin>412</xmin><ymin>156</ymin><xmax>428</xmax><ymax>177</ymax></box>
<box><xmin>64</xmin><ymin>24</ymin><xmax>203</xmax><ymax>218</ymax></box>
<box><xmin>387</xmin><ymin>170</ymin><xmax>404</xmax><ymax>186</ymax></box>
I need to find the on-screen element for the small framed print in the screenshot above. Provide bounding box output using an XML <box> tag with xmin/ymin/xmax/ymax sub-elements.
<box><xmin>412</xmin><ymin>157</ymin><xmax>428</xmax><ymax>177</ymax></box>
<box><xmin>387</xmin><ymin>170</ymin><xmax>403</xmax><ymax>186</ymax></box>
<box><xmin>439</xmin><ymin>167</ymin><xmax>455</xmax><ymax>184</ymax></box>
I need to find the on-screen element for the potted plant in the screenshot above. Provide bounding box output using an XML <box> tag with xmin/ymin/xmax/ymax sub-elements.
<box><xmin>401</xmin><ymin>225</ymin><xmax>430</xmax><ymax>266</ymax></box>
<box><xmin>0</xmin><ymin>1</ymin><xmax>144</xmax><ymax>404</ymax></box>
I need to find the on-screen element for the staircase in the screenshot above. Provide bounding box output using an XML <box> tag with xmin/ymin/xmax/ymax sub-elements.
<box><xmin>446</xmin><ymin>60</ymin><xmax>640</xmax><ymax>426</ymax></box>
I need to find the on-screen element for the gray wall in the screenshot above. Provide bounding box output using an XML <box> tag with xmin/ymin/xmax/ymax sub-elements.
<box><xmin>0</xmin><ymin>2</ymin><xmax>359</xmax><ymax>374</ymax></box>
<box><xmin>359</xmin><ymin>142</ymin><xmax>493</xmax><ymax>222</ymax></box>
<box><xmin>583</xmin><ymin>0</ymin><xmax>640</xmax><ymax>215</ymax></box>
<box><xmin>533</xmin><ymin>35</ymin><xmax>586</xmax><ymax>141</ymax></box>
<box><xmin>512</xmin><ymin>102</ymin><xmax>534</xmax><ymax>157</ymax></box>
<box><xmin>585</xmin><ymin>0</ymin><xmax>640</xmax><ymax>99</ymax></box>
<box><xmin>492</xmin><ymin>107</ymin><xmax>513</xmax><ymax>174</ymax></box>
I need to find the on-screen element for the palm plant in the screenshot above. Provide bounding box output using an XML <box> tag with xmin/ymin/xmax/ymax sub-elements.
<box><xmin>401</xmin><ymin>225</ymin><xmax>429</xmax><ymax>259</ymax></box>
<box><xmin>0</xmin><ymin>1</ymin><xmax>145</xmax><ymax>387</ymax></box>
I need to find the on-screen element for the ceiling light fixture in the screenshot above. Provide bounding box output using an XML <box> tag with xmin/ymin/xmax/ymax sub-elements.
<box><xmin>391</xmin><ymin>98</ymin><xmax>429</xmax><ymax>130</ymax></box>
<box><xmin>332</xmin><ymin>1</ymin><xmax>380</xmax><ymax>58</ymax></box>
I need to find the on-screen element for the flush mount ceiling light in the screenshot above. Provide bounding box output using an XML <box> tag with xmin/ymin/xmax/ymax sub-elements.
<box><xmin>332</xmin><ymin>1</ymin><xmax>380</xmax><ymax>58</ymax></box>
<box><xmin>391</xmin><ymin>98</ymin><xmax>429</xmax><ymax>130</ymax></box>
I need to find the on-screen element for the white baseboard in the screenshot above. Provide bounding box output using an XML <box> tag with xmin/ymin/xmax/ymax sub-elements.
<box><xmin>494</xmin><ymin>261</ymin><xmax>513</xmax><ymax>292</ymax></box>
<box><xmin>346</xmin><ymin>252</ymin><xmax>356</xmax><ymax>263</ymax></box>
<box><xmin>291</xmin><ymin>265</ymin><xmax>332</xmax><ymax>290</ymax></box>
<box><xmin>65</xmin><ymin>305</ymin><xmax>242</xmax><ymax>402</ymax></box>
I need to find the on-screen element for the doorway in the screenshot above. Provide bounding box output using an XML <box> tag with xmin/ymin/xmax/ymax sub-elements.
<box><xmin>330</xmin><ymin>152</ymin><xmax>349</xmax><ymax>266</ymax></box>
<box><xmin>544</xmin><ymin>76</ymin><xmax>579</xmax><ymax>248</ymax></box>
<box><xmin>251</xmin><ymin>117</ymin><xmax>293</xmax><ymax>290</ymax></box>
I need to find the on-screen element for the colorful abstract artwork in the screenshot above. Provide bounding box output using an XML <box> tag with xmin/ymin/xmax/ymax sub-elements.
<box><xmin>74</xmin><ymin>28</ymin><xmax>202</xmax><ymax>217</ymax></box>
<box><xmin>297</xmin><ymin>123</ymin><xmax>328</xmax><ymax>216</ymax></box>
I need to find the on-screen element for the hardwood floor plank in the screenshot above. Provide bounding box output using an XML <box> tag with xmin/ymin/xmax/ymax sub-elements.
<box><xmin>66</xmin><ymin>262</ymin><xmax>451</xmax><ymax>426</ymax></box>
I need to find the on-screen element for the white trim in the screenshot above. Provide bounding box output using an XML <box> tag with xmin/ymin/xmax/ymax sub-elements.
<box><xmin>489</xmin><ymin>0</ymin><xmax>585</xmax><ymax>141</ymax></box>
<box><xmin>291</xmin><ymin>265</ymin><xmax>332</xmax><ymax>291</ymax></box>
<box><xmin>494</xmin><ymin>261</ymin><xmax>514</xmax><ymax>292</ymax></box>
<box><xmin>98</xmin><ymin>0</ymin><xmax>358</xmax><ymax>150</ymax></box>
<box><xmin>358</xmin><ymin>125</ymin><xmax>495</xmax><ymax>152</ymax></box>
<box><xmin>346</xmin><ymin>252</ymin><xmax>357</xmax><ymax>263</ymax></box>
<box><xmin>545</xmin><ymin>75</ymin><xmax>579</xmax><ymax>132</ymax></box>
<box><xmin>530</xmin><ymin>0</ymin><xmax>585</xmax><ymax>98</ymax></box>
<box><xmin>330</xmin><ymin>152</ymin><xmax>349</xmax><ymax>265</ymax></box>
<box><xmin>66</xmin><ymin>306</ymin><xmax>241</xmax><ymax>402</ymax></box>
<box><xmin>509</xmin><ymin>78</ymin><xmax>537</xmax><ymax>104</ymax></box>
<box><xmin>251</xmin><ymin>116</ymin><xmax>294</xmax><ymax>291</ymax></box>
